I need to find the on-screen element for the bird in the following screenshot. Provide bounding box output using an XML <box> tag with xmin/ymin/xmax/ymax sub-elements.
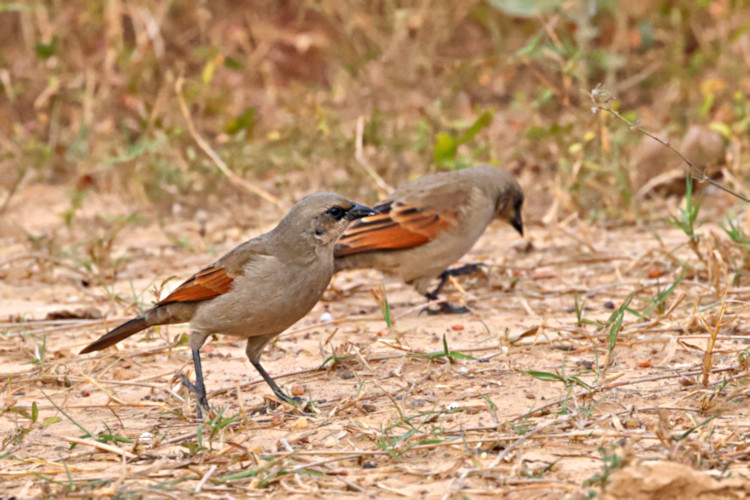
<box><xmin>334</xmin><ymin>165</ymin><xmax>524</xmax><ymax>314</ymax></box>
<box><xmin>80</xmin><ymin>193</ymin><xmax>378</xmax><ymax>417</ymax></box>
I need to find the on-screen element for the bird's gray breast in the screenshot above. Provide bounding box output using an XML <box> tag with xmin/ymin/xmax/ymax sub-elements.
<box><xmin>189</xmin><ymin>254</ymin><xmax>333</xmax><ymax>338</ymax></box>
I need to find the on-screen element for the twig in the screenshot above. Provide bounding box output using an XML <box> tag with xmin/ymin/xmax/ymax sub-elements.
<box><xmin>175</xmin><ymin>76</ymin><xmax>282</xmax><ymax>207</ymax></box>
<box><xmin>354</xmin><ymin>115</ymin><xmax>392</xmax><ymax>196</ymax></box>
<box><xmin>59</xmin><ymin>436</ymin><xmax>136</xmax><ymax>460</ymax></box>
<box><xmin>513</xmin><ymin>366</ymin><xmax>737</xmax><ymax>421</ymax></box>
<box><xmin>489</xmin><ymin>421</ymin><xmax>551</xmax><ymax>467</ymax></box>
<box><xmin>288</xmin><ymin>454</ymin><xmax>363</xmax><ymax>472</ymax></box>
<box><xmin>443</xmin><ymin>417</ymin><xmax>569</xmax><ymax>500</ymax></box>
<box><xmin>700</xmin><ymin>290</ymin><xmax>728</xmax><ymax>387</ymax></box>
<box><xmin>588</xmin><ymin>85</ymin><xmax>750</xmax><ymax>203</ymax></box>
<box><xmin>195</xmin><ymin>464</ymin><xmax>217</xmax><ymax>493</ymax></box>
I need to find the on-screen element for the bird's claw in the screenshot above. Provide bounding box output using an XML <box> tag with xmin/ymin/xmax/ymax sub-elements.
<box><xmin>251</xmin><ymin>395</ymin><xmax>307</xmax><ymax>416</ymax></box>
<box><xmin>177</xmin><ymin>373</ymin><xmax>210</xmax><ymax>418</ymax></box>
<box><xmin>420</xmin><ymin>302</ymin><xmax>471</xmax><ymax>315</ymax></box>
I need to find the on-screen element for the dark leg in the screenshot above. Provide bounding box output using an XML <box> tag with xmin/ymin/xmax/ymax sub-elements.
<box><xmin>251</xmin><ymin>360</ymin><xmax>303</xmax><ymax>405</ymax></box>
<box><xmin>178</xmin><ymin>348</ymin><xmax>210</xmax><ymax>418</ymax></box>
<box><xmin>426</xmin><ymin>274</ymin><xmax>451</xmax><ymax>302</ymax></box>
<box><xmin>422</xmin><ymin>264</ymin><xmax>482</xmax><ymax>315</ymax></box>
<box><xmin>427</xmin><ymin>263</ymin><xmax>483</xmax><ymax>300</ymax></box>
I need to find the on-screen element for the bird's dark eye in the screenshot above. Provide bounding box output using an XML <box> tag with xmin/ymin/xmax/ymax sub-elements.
<box><xmin>327</xmin><ymin>206</ymin><xmax>345</xmax><ymax>220</ymax></box>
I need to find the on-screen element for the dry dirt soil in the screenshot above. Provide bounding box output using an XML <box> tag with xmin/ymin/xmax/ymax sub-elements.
<box><xmin>2</xmin><ymin>185</ymin><xmax>750</xmax><ymax>499</ymax></box>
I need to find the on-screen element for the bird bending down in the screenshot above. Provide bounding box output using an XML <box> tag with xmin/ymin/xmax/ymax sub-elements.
<box><xmin>80</xmin><ymin>193</ymin><xmax>377</xmax><ymax>417</ymax></box>
<box><xmin>334</xmin><ymin>165</ymin><xmax>524</xmax><ymax>314</ymax></box>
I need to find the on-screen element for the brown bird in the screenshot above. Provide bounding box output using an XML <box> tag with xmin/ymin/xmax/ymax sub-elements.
<box><xmin>81</xmin><ymin>193</ymin><xmax>377</xmax><ymax>417</ymax></box>
<box><xmin>334</xmin><ymin>165</ymin><xmax>524</xmax><ymax>313</ymax></box>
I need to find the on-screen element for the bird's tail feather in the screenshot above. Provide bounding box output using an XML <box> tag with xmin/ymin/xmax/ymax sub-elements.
<box><xmin>80</xmin><ymin>316</ymin><xmax>149</xmax><ymax>354</ymax></box>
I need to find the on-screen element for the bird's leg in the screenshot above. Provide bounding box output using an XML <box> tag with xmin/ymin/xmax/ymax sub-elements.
<box><xmin>444</xmin><ymin>263</ymin><xmax>483</xmax><ymax>277</ymax></box>
<box><xmin>251</xmin><ymin>361</ymin><xmax>305</xmax><ymax>406</ymax></box>
<box><xmin>425</xmin><ymin>274</ymin><xmax>450</xmax><ymax>302</ymax></box>
<box><xmin>426</xmin><ymin>263</ymin><xmax>483</xmax><ymax>300</ymax></box>
<box><xmin>178</xmin><ymin>348</ymin><xmax>210</xmax><ymax>419</ymax></box>
<box><xmin>422</xmin><ymin>264</ymin><xmax>482</xmax><ymax>315</ymax></box>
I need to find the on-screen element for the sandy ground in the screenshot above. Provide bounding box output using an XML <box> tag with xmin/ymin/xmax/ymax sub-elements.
<box><xmin>2</xmin><ymin>185</ymin><xmax>750</xmax><ymax>498</ymax></box>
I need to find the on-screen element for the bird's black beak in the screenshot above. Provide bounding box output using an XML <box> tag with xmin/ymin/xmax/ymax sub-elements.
<box><xmin>346</xmin><ymin>202</ymin><xmax>379</xmax><ymax>221</ymax></box>
<box><xmin>510</xmin><ymin>211</ymin><xmax>524</xmax><ymax>236</ymax></box>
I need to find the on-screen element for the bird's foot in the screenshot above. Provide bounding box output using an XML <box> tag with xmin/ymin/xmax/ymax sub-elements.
<box><xmin>276</xmin><ymin>392</ymin><xmax>307</xmax><ymax>408</ymax></box>
<box><xmin>177</xmin><ymin>373</ymin><xmax>210</xmax><ymax>419</ymax></box>
<box><xmin>251</xmin><ymin>395</ymin><xmax>307</xmax><ymax>416</ymax></box>
<box><xmin>420</xmin><ymin>302</ymin><xmax>471</xmax><ymax>315</ymax></box>
<box><xmin>425</xmin><ymin>263</ymin><xmax>484</xmax><ymax>303</ymax></box>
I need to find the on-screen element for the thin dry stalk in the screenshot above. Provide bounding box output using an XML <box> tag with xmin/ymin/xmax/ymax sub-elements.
<box><xmin>175</xmin><ymin>76</ymin><xmax>282</xmax><ymax>207</ymax></box>
<box><xmin>355</xmin><ymin>116</ymin><xmax>392</xmax><ymax>196</ymax></box>
<box><xmin>59</xmin><ymin>436</ymin><xmax>137</xmax><ymax>459</ymax></box>
<box><xmin>700</xmin><ymin>291</ymin><xmax>728</xmax><ymax>387</ymax></box>
<box><xmin>513</xmin><ymin>366</ymin><xmax>737</xmax><ymax>421</ymax></box>
<box><xmin>194</xmin><ymin>464</ymin><xmax>217</xmax><ymax>493</ymax></box>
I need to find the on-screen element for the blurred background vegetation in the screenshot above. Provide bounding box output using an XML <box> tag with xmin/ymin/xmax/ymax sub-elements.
<box><xmin>2</xmin><ymin>0</ymin><xmax>750</xmax><ymax>225</ymax></box>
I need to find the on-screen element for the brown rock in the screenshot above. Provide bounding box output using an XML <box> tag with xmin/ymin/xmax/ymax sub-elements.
<box><xmin>603</xmin><ymin>460</ymin><xmax>749</xmax><ymax>500</ymax></box>
<box><xmin>630</xmin><ymin>126</ymin><xmax>725</xmax><ymax>198</ymax></box>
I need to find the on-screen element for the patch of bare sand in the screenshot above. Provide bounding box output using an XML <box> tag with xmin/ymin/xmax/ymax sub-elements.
<box><xmin>2</xmin><ymin>188</ymin><xmax>750</xmax><ymax>498</ymax></box>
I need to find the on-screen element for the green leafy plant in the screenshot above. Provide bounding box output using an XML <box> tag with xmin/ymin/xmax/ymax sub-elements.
<box><xmin>574</xmin><ymin>293</ymin><xmax>600</xmax><ymax>327</ymax></box>
<box><xmin>526</xmin><ymin>369</ymin><xmax>593</xmax><ymax>391</ymax></box>
<box><xmin>674</xmin><ymin>415</ymin><xmax>717</xmax><ymax>442</ymax></box>
<box><xmin>40</xmin><ymin>390</ymin><xmax>131</xmax><ymax>448</ymax></box>
<box><xmin>604</xmin><ymin>294</ymin><xmax>634</xmax><ymax>359</ymax></box>
<box><xmin>371</xmin><ymin>284</ymin><xmax>393</xmax><ymax>332</ymax></box>
<box><xmin>668</xmin><ymin>175</ymin><xmax>703</xmax><ymax>260</ymax></box>
<box><xmin>3</xmin><ymin>401</ymin><xmax>61</xmax><ymax>451</ymax></box>
<box><xmin>374</xmin><ymin>407</ymin><xmax>458</xmax><ymax>459</ymax></box>
<box><xmin>433</xmin><ymin>110</ymin><xmax>494</xmax><ymax>169</ymax></box>
<box><xmin>641</xmin><ymin>270</ymin><xmax>684</xmax><ymax>317</ymax></box>
<box><xmin>205</xmin><ymin>408</ymin><xmax>239</xmax><ymax>440</ymax></box>
<box><xmin>583</xmin><ymin>445</ymin><xmax>624</xmax><ymax>493</ymax></box>
<box><xmin>720</xmin><ymin>215</ymin><xmax>750</xmax><ymax>285</ymax></box>
<box><xmin>410</xmin><ymin>334</ymin><xmax>477</xmax><ymax>364</ymax></box>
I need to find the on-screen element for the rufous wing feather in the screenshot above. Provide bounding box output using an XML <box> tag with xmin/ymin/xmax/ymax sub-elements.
<box><xmin>335</xmin><ymin>200</ymin><xmax>457</xmax><ymax>256</ymax></box>
<box><xmin>158</xmin><ymin>265</ymin><xmax>235</xmax><ymax>305</ymax></box>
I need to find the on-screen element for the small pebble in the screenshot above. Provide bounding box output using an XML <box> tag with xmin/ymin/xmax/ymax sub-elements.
<box><xmin>648</xmin><ymin>267</ymin><xmax>662</xmax><ymax>279</ymax></box>
<box><xmin>319</xmin><ymin>311</ymin><xmax>334</xmax><ymax>323</ymax></box>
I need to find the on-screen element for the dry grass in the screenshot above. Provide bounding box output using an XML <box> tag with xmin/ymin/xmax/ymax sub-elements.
<box><xmin>3</xmin><ymin>0</ymin><xmax>750</xmax><ymax>498</ymax></box>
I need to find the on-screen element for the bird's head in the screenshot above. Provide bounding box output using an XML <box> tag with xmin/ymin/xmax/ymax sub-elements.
<box><xmin>279</xmin><ymin>193</ymin><xmax>379</xmax><ymax>247</ymax></box>
<box><xmin>495</xmin><ymin>176</ymin><xmax>524</xmax><ymax>236</ymax></box>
